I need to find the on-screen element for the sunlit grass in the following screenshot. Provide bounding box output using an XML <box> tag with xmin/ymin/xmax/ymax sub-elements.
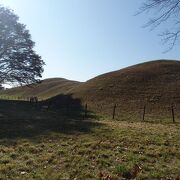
<box><xmin>0</xmin><ymin>117</ymin><xmax>179</xmax><ymax>179</ymax></box>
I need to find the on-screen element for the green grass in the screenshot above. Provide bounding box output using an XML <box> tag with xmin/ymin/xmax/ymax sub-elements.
<box><xmin>0</xmin><ymin>100</ymin><xmax>179</xmax><ymax>179</ymax></box>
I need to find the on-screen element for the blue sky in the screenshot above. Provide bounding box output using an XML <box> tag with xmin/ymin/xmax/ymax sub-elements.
<box><xmin>0</xmin><ymin>0</ymin><xmax>179</xmax><ymax>82</ymax></box>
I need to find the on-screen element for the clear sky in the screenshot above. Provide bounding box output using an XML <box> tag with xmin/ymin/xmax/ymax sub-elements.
<box><xmin>0</xmin><ymin>0</ymin><xmax>179</xmax><ymax>82</ymax></box>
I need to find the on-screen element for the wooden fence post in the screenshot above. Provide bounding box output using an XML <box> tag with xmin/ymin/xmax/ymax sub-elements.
<box><xmin>84</xmin><ymin>103</ymin><xmax>88</xmax><ymax>118</ymax></box>
<box><xmin>142</xmin><ymin>105</ymin><xmax>146</xmax><ymax>121</ymax></box>
<box><xmin>112</xmin><ymin>104</ymin><xmax>117</xmax><ymax>119</ymax></box>
<box><xmin>66</xmin><ymin>103</ymin><xmax>69</xmax><ymax>115</ymax></box>
<box><xmin>171</xmin><ymin>104</ymin><xmax>175</xmax><ymax>123</ymax></box>
<box><xmin>47</xmin><ymin>101</ymin><xmax>51</xmax><ymax>112</ymax></box>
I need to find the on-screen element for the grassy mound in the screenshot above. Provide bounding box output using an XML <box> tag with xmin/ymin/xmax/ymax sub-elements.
<box><xmin>70</xmin><ymin>60</ymin><xmax>180</xmax><ymax>119</ymax></box>
<box><xmin>0</xmin><ymin>78</ymin><xmax>81</xmax><ymax>100</ymax></box>
<box><xmin>1</xmin><ymin>60</ymin><xmax>180</xmax><ymax>120</ymax></box>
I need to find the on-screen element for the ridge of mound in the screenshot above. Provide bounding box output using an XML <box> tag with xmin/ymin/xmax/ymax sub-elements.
<box><xmin>70</xmin><ymin>60</ymin><xmax>180</xmax><ymax>115</ymax></box>
<box><xmin>0</xmin><ymin>78</ymin><xmax>81</xmax><ymax>99</ymax></box>
<box><xmin>1</xmin><ymin>59</ymin><xmax>180</xmax><ymax>118</ymax></box>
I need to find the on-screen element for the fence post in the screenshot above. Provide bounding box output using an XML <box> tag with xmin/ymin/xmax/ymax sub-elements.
<box><xmin>84</xmin><ymin>103</ymin><xmax>88</xmax><ymax>118</ymax></box>
<box><xmin>142</xmin><ymin>105</ymin><xmax>146</xmax><ymax>121</ymax></box>
<box><xmin>171</xmin><ymin>104</ymin><xmax>175</xmax><ymax>123</ymax></box>
<box><xmin>47</xmin><ymin>101</ymin><xmax>51</xmax><ymax>112</ymax></box>
<box><xmin>66</xmin><ymin>103</ymin><xmax>69</xmax><ymax>115</ymax></box>
<box><xmin>112</xmin><ymin>104</ymin><xmax>117</xmax><ymax>119</ymax></box>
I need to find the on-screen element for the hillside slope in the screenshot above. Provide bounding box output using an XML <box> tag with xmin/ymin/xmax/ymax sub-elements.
<box><xmin>0</xmin><ymin>78</ymin><xmax>81</xmax><ymax>100</ymax></box>
<box><xmin>1</xmin><ymin>60</ymin><xmax>180</xmax><ymax>118</ymax></box>
<box><xmin>70</xmin><ymin>60</ymin><xmax>180</xmax><ymax>116</ymax></box>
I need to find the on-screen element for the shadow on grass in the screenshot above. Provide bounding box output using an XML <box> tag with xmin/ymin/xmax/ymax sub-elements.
<box><xmin>0</xmin><ymin>95</ymin><xmax>102</xmax><ymax>139</ymax></box>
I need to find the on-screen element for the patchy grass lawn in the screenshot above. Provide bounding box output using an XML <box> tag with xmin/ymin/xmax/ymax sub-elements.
<box><xmin>0</xmin><ymin>116</ymin><xmax>179</xmax><ymax>179</ymax></box>
<box><xmin>0</xmin><ymin>100</ymin><xmax>179</xmax><ymax>179</ymax></box>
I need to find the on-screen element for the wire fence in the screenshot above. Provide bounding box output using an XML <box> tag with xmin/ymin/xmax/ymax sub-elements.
<box><xmin>86</xmin><ymin>102</ymin><xmax>180</xmax><ymax>123</ymax></box>
<box><xmin>0</xmin><ymin>95</ymin><xmax>179</xmax><ymax>123</ymax></box>
<box><xmin>0</xmin><ymin>95</ymin><xmax>44</xmax><ymax>101</ymax></box>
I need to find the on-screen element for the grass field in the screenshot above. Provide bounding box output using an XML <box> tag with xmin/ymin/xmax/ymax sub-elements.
<box><xmin>0</xmin><ymin>100</ymin><xmax>179</xmax><ymax>179</ymax></box>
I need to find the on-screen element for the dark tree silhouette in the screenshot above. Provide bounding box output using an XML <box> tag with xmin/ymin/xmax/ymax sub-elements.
<box><xmin>139</xmin><ymin>0</ymin><xmax>180</xmax><ymax>51</ymax></box>
<box><xmin>0</xmin><ymin>5</ymin><xmax>45</xmax><ymax>85</ymax></box>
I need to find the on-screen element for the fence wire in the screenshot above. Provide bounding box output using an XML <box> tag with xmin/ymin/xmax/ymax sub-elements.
<box><xmin>0</xmin><ymin>95</ymin><xmax>179</xmax><ymax>123</ymax></box>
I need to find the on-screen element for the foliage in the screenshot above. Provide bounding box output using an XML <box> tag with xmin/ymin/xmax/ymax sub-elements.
<box><xmin>0</xmin><ymin>5</ymin><xmax>44</xmax><ymax>85</ymax></box>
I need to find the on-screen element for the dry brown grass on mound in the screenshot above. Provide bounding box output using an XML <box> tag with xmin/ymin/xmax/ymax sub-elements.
<box><xmin>0</xmin><ymin>78</ymin><xmax>81</xmax><ymax>100</ymax></box>
<box><xmin>71</xmin><ymin>60</ymin><xmax>180</xmax><ymax>114</ymax></box>
<box><xmin>1</xmin><ymin>60</ymin><xmax>180</xmax><ymax>118</ymax></box>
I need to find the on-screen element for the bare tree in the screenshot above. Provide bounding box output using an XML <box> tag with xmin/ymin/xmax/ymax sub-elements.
<box><xmin>138</xmin><ymin>0</ymin><xmax>180</xmax><ymax>51</ymax></box>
